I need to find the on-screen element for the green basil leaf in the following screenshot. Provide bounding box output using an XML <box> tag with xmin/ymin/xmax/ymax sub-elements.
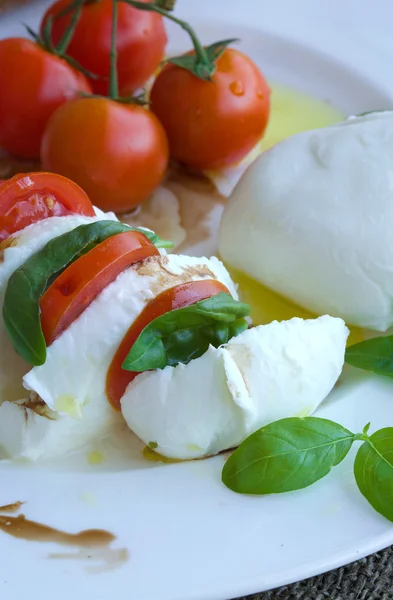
<box><xmin>122</xmin><ymin>292</ymin><xmax>250</xmax><ymax>372</ymax></box>
<box><xmin>345</xmin><ymin>336</ymin><xmax>393</xmax><ymax>378</ymax></box>
<box><xmin>3</xmin><ymin>221</ymin><xmax>169</xmax><ymax>366</ymax></box>
<box><xmin>222</xmin><ymin>417</ymin><xmax>355</xmax><ymax>494</ymax></box>
<box><xmin>354</xmin><ymin>428</ymin><xmax>393</xmax><ymax>522</ymax></box>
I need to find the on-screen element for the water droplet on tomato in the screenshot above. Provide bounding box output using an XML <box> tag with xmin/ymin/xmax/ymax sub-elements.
<box><xmin>257</xmin><ymin>90</ymin><xmax>264</xmax><ymax>99</ymax></box>
<box><xmin>229</xmin><ymin>81</ymin><xmax>244</xmax><ymax>96</ymax></box>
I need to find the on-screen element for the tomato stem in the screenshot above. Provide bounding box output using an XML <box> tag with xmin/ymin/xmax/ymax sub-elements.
<box><xmin>153</xmin><ymin>0</ymin><xmax>176</xmax><ymax>10</ymax></box>
<box><xmin>119</xmin><ymin>0</ymin><xmax>210</xmax><ymax>66</ymax></box>
<box><xmin>109</xmin><ymin>0</ymin><xmax>119</xmax><ymax>99</ymax></box>
<box><xmin>55</xmin><ymin>0</ymin><xmax>84</xmax><ymax>55</ymax></box>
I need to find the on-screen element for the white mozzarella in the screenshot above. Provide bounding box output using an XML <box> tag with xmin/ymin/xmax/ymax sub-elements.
<box><xmin>0</xmin><ymin>392</ymin><xmax>119</xmax><ymax>461</ymax></box>
<box><xmin>121</xmin><ymin>316</ymin><xmax>349</xmax><ymax>459</ymax></box>
<box><xmin>219</xmin><ymin>111</ymin><xmax>393</xmax><ymax>331</ymax></box>
<box><xmin>0</xmin><ymin>213</ymin><xmax>116</xmax><ymax>403</ymax></box>
<box><xmin>23</xmin><ymin>254</ymin><xmax>237</xmax><ymax>422</ymax></box>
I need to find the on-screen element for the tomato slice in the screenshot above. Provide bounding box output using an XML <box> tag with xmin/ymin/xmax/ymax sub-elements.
<box><xmin>0</xmin><ymin>172</ymin><xmax>95</xmax><ymax>241</ymax></box>
<box><xmin>40</xmin><ymin>230</ymin><xmax>159</xmax><ymax>345</ymax></box>
<box><xmin>106</xmin><ymin>279</ymin><xmax>230</xmax><ymax>411</ymax></box>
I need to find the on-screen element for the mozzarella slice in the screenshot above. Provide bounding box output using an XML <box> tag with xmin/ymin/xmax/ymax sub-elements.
<box><xmin>219</xmin><ymin>111</ymin><xmax>393</xmax><ymax>331</ymax></box>
<box><xmin>121</xmin><ymin>315</ymin><xmax>348</xmax><ymax>460</ymax></box>
<box><xmin>0</xmin><ymin>213</ymin><xmax>117</xmax><ymax>403</ymax></box>
<box><xmin>23</xmin><ymin>253</ymin><xmax>237</xmax><ymax>421</ymax></box>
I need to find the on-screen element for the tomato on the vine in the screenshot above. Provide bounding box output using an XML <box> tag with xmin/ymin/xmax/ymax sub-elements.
<box><xmin>41</xmin><ymin>0</ymin><xmax>167</xmax><ymax>96</ymax></box>
<box><xmin>41</xmin><ymin>97</ymin><xmax>169</xmax><ymax>213</ymax></box>
<box><xmin>151</xmin><ymin>48</ymin><xmax>271</xmax><ymax>170</ymax></box>
<box><xmin>0</xmin><ymin>38</ymin><xmax>92</xmax><ymax>159</ymax></box>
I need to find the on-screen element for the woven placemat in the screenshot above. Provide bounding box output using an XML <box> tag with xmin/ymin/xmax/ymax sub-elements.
<box><xmin>234</xmin><ymin>546</ymin><xmax>393</xmax><ymax>600</ymax></box>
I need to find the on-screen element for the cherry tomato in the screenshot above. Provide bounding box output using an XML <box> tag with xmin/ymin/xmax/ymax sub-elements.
<box><xmin>41</xmin><ymin>97</ymin><xmax>169</xmax><ymax>213</ymax></box>
<box><xmin>0</xmin><ymin>172</ymin><xmax>95</xmax><ymax>241</ymax></box>
<box><xmin>40</xmin><ymin>230</ymin><xmax>159</xmax><ymax>345</ymax></box>
<box><xmin>41</xmin><ymin>0</ymin><xmax>167</xmax><ymax>96</ymax></box>
<box><xmin>150</xmin><ymin>48</ymin><xmax>271</xmax><ymax>170</ymax></box>
<box><xmin>106</xmin><ymin>279</ymin><xmax>230</xmax><ymax>410</ymax></box>
<box><xmin>0</xmin><ymin>38</ymin><xmax>92</xmax><ymax>159</ymax></box>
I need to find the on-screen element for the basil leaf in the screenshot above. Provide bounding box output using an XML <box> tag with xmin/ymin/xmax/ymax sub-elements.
<box><xmin>3</xmin><ymin>221</ymin><xmax>168</xmax><ymax>366</ymax></box>
<box><xmin>345</xmin><ymin>336</ymin><xmax>393</xmax><ymax>378</ymax></box>
<box><xmin>122</xmin><ymin>292</ymin><xmax>250</xmax><ymax>372</ymax></box>
<box><xmin>354</xmin><ymin>428</ymin><xmax>393</xmax><ymax>522</ymax></box>
<box><xmin>222</xmin><ymin>417</ymin><xmax>355</xmax><ymax>494</ymax></box>
<box><xmin>140</xmin><ymin>229</ymin><xmax>173</xmax><ymax>249</ymax></box>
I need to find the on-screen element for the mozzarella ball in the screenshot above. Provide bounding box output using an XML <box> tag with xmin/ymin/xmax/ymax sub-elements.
<box><xmin>219</xmin><ymin>111</ymin><xmax>393</xmax><ymax>331</ymax></box>
<box><xmin>121</xmin><ymin>315</ymin><xmax>349</xmax><ymax>459</ymax></box>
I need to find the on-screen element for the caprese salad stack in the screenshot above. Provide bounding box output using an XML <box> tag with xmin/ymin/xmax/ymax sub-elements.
<box><xmin>0</xmin><ymin>173</ymin><xmax>349</xmax><ymax>462</ymax></box>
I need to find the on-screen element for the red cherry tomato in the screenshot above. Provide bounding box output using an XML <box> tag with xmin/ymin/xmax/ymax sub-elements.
<box><xmin>0</xmin><ymin>38</ymin><xmax>92</xmax><ymax>159</ymax></box>
<box><xmin>40</xmin><ymin>230</ymin><xmax>159</xmax><ymax>345</ymax></box>
<box><xmin>41</xmin><ymin>0</ymin><xmax>167</xmax><ymax>96</ymax></box>
<box><xmin>0</xmin><ymin>172</ymin><xmax>95</xmax><ymax>241</ymax></box>
<box><xmin>151</xmin><ymin>48</ymin><xmax>271</xmax><ymax>170</ymax></box>
<box><xmin>106</xmin><ymin>279</ymin><xmax>230</xmax><ymax>410</ymax></box>
<box><xmin>41</xmin><ymin>97</ymin><xmax>169</xmax><ymax>213</ymax></box>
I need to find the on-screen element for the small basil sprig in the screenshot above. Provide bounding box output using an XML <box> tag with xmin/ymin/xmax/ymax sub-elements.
<box><xmin>345</xmin><ymin>335</ymin><xmax>393</xmax><ymax>378</ymax></box>
<box><xmin>354</xmin><ymin>426</ymin><xmax>393</xmax><ymax>522</ymax></box>
<box><xmin>3</xmin><ymin>221</ymin><xmax>171</xmax><ymax>366</ymax></box>
<box><xmin>222</xmin><ymin>417</ymin><xmax>393</xmax><ymax>524</ymax></box>
<box><xmin>122</xmin><ymin>292</ymin><xmax>250</xmax><ymax>372</ymax></box>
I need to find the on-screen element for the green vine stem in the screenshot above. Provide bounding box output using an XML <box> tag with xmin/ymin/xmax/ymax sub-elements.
<box><xmin>109</xmin><ymin>0</ymin><xmax>119</xmax><ymax>99</ymax></box>
<box><xmin>121</xmin><ymin>0</ymin><xmax>210</xmax><ymax>68</ymax></box>
<box><xmin>55</xmin><ymin>0</ymin><xmax>85</xmax><ymax>55</ymax></box>
<box><xmin>154</xmin><ymin>0</ymin><xmax>177</xmax><ymax>11</ymax></box>
<box><xmin>119</xmin><ymin>0</ymin><xmax>238</xmax><ymax>81</ymax></box>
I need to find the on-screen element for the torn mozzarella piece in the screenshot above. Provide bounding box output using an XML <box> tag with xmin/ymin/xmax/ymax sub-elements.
<box><xmin>0</xmin><ymin>392</ymin><xmax>119</xmax><ymax>461</ymax></box>
<box><xmin>0</xmin><ymin>212</ymin><xmax>117</xmax><ymax>403</ymax></box>
<box><xmin>23</xmin><ymin>253</ymin><xmax>237</xmax><ymax>423</ymax></box>
<box><xmin>121</xmin><ymin>316</ymin><xmax>349</xmax><ymax>460</ymax></box>
<box><xmin>219</xmin><ymin>111</ymin><xmax>393</xmax><ymax>331</ymax></box>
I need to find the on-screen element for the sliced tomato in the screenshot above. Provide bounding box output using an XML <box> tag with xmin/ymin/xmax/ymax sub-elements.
<box><xmin>106</xmin><ymin>279</ymin><xmax>230</xmax><ymax>411</ymax></box>
<box><xmin>0</xmin><ymin>172</ymin><xmax>95</xmax><ymax>241</ymax></box>
<box><xmin>40</xmin><ymin>230</ymin><xmax>159</xmax><ymax>345</ymax></box>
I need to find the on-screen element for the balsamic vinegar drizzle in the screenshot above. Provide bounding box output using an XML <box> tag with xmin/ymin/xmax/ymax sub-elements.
<box><xmin>0</xmin><ymin>501</ymin><xmax>129</xmax><ymax>571</ymax></box>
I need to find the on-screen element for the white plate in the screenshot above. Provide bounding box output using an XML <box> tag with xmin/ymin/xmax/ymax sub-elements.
<box><xmin>2</xmin><ymin>2</ymin><xmax>393</xmax><ymax>599</ymax></box>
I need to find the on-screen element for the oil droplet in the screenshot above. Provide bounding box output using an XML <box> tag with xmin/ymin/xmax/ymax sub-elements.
<box><xmin>88</xmin><ymin>451</ymin><xmax>104</xmax><ymax>465</ymax></box>
<box><xmin>229</xmin><ymin>81</ymin><xmax>244</xmax><ymax>96</ymax></box>
<box><xmin>225</xmin><ymin>265</ymin><xmax>365</xmax><ymax>346</ymax></box>
<box><xmin>143</xmin><ymin>446</ymin><xmax>181</xmax><ymax>464</ymax></box>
